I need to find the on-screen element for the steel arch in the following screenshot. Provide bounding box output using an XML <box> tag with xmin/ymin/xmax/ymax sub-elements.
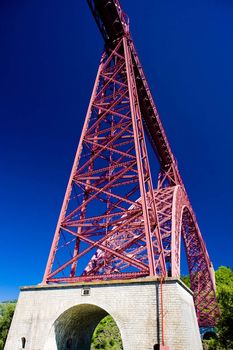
<box><xmin>155</xmin><ymin>185</ymin><xmax>218</xmax><ymax>326</ymax></box>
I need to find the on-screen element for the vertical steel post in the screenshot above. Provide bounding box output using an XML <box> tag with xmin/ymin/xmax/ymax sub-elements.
<box><xmin>42</xmin><ymin>57</ymin><xmax>104</xmax><ymax>283</ymax></box>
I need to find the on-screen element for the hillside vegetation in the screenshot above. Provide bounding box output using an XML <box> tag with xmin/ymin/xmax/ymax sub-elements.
<box><xmin>0</xmin><ymin>266</ymin><xmax>232</xmax><ymax>350</ymax></box>
<box><xmin>0</xmin><ymin>302</ymin><xmax>16</xmax><ymax>350</ymax></box>
<box><xmin>203</xmin><ymin>266</ymin><xmax>233</xmax><ymax>350</ymax></box>
<box><xmin>91</xmin><ymin>315</ymin><xmax>123</xmax><ymax>349</ymax></box>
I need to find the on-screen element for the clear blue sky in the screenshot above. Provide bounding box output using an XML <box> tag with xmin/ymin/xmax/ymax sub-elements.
<box><xmin>0</xmin><ymin>0</ymin><xmax>232</xmax><ymax>301</ymax></box>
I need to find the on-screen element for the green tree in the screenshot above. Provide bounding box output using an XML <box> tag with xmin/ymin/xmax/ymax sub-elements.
<box><xmin>91</xmin><ymin>315</ymin><xmax>123</xmax><ymax>350</ymax></box>
<box><xmin>0</xmin><ymin>302</ymin><xmax>16</xmax><ymax>350</ymax></box>
<box><xmin>214</xmin><ymin>266</ymin><xmax>233</xmax><ymax>349</ymax></box>
<box><xmin>215</xmin><ymin>266</ymin><xmax>233</xmax><ymax>293</ymax></box>
<box><xmin>216</xmin><ymin>288</ymin><xmax>233</xmax><ymax>349</ymax></box>
<box><xmin>182</xmin><ymin>266</ymin><xmax>233</xmax><ymax>350</ymax></box>
<box><xmin>181</xmin><ymin>274</ymin><xmax>190</xmax><ymax>288</ymax></box>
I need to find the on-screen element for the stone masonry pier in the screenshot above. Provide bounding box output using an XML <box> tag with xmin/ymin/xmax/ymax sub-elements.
<box><xmin>4</xmin><ymin>277</ymin><xmax>202</xmax><ymax>350</ymax></box>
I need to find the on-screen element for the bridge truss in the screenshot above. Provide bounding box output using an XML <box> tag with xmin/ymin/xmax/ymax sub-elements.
<box><xmin>42</xmin><ymin>0</ymin><xmax>219</xmax><ymax>328</ymax></box>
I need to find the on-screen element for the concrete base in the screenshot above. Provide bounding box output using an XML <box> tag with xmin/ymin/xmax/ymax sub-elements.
<box><xmin>4</xmin><ymin>278</ymin><xmax>202</xmax><ymax>350</ymax></box>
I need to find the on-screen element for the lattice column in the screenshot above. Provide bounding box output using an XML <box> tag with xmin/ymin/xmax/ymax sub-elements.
<box><xmin>43</xmin><ymin>37</ymin><xmax>166</xmax><ymax>284</ymax></box>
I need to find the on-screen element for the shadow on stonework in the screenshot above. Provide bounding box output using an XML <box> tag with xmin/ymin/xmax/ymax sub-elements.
<box><xmin>52</xmin><ymin>303</ymin><xmax>118</xmax><ymax>350</ymax></box>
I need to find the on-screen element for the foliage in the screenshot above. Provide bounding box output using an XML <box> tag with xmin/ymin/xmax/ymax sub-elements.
<box><xmin>0</xmin><ymin>302</ymin><xmax>16</xmax><ymax>350</ymax></box>
<box><xmin>202</xmin><ymin>338</ymin><xmax>217</xmax><ymax>350</ymax></box>
<box><xmin>181</xmin><ymin>274</ymin><xmax>190</xmax><ymax>288</ymax></box>
<box><xmin>215</xmin><ymin>266</ymin><xmax>233</xmax><ymax>294</ymax></box>
<box><xmin>216</xmin><ymin>288</ymin><xmax>233</xmax><ymax>349</ymax></box>
<box><xmin>182</xmin><ymin>266</ymin><xmax>233</xmax><ymax>350</ymax></box>
<box><xmin>213</xmin><ymin>266</ymin><xmax>233</xmax><ymax>349</ymax></box>
<box><xmin>201</xmin><ymin>266</ymin><xmax>233</xmax><ymax>350</ymax></box>
<box><xmin>91</xmin><ymin>315</ymin><xmax>123</xmax><ymax>350</ymax></box>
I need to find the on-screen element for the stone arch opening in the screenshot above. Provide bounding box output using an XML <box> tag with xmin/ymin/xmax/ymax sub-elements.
<box><xmin>53</xmin><ymin>303</ymin><xmax>123</xmax><ymax>350</ymax></box>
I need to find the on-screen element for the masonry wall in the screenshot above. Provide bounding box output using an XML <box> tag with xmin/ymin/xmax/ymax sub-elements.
<box><xmin>4</xmin><ymin>278</ymin><xmax>202</xmax><ymax>350</ymax></box>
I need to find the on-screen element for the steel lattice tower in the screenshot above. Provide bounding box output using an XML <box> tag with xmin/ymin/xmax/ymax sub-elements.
<box><xmin>42</xmin><ymin>0</ymin><xmax>219</xmax><ymax>328</ymax></box>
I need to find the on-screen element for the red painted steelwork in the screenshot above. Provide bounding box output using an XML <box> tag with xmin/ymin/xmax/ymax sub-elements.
<box><xmin>42</xmin><ymin>0</ymin><xmax>219</xmax><ymax>328</ymax></box>
<box><xmin>43</xmin><ymin>37</ymin><xmax>167</xmax><ymax>285</ymax></box>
